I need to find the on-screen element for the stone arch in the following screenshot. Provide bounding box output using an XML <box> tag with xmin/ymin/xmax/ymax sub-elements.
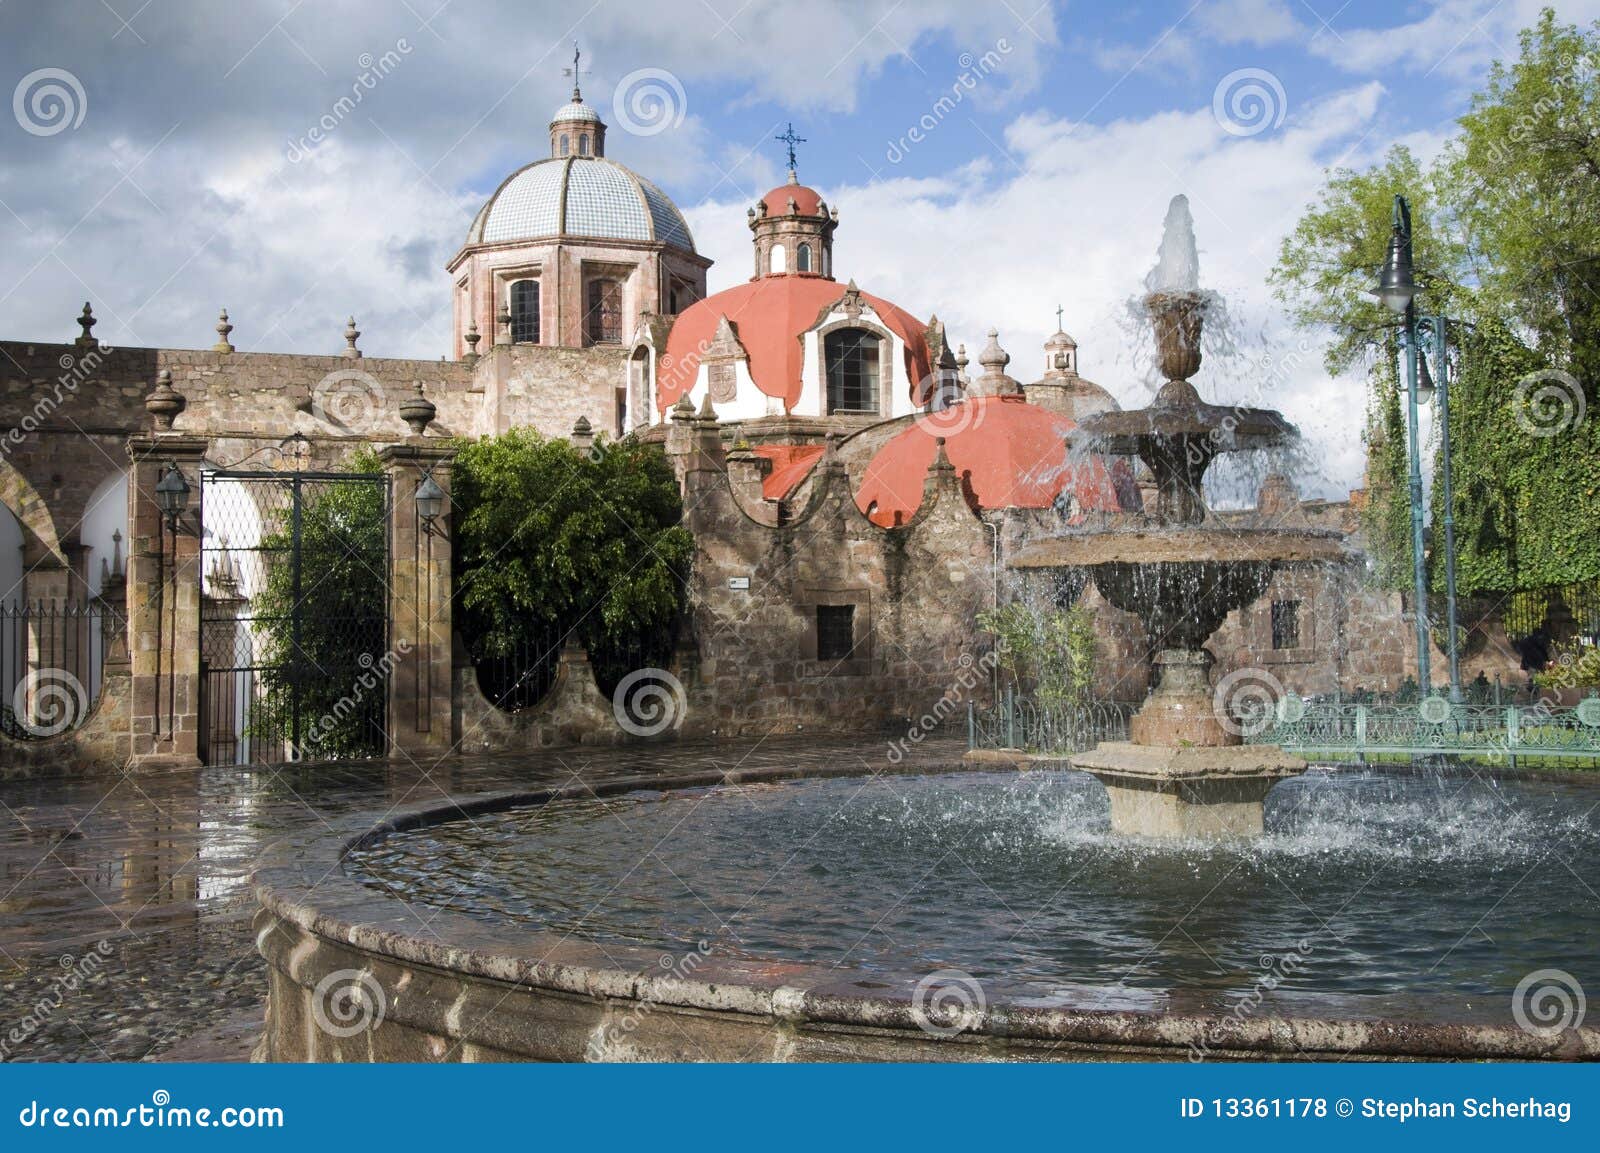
<box><xmin>0</xmin><ymin>456</ymin><xmax>64</xmax><ymax>565</ymax></box>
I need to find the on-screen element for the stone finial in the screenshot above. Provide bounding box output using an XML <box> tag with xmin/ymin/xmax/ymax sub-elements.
<box><xmin>570</xmin><ymin>414</ymin><xmax>595</xmax><ymax>454</ymax></box>
<box><xmin>75</xmin><ymin>302</ymin><xmax>98</xmax><ymax>350</ymax></box>
<box><xmin>144</xmin><ymin>369</ymin><xmax>186</xmax><ymax>431</ymax></box>
<box><xmin>398</xmin><ymin>380</ymin><xmax>436</xmax><ymax>436</ymax></box>
<box><xmin>955</xmin><ymin>343</ymin><xmax>969</xmax><ymax>379</ymax></box>
<box><xmin>696</xmin><ymin>390</ymin><xmax>718</xmax><ymax>423</ymax></box>
<box><xmin>495</xmin><ymin>302</ymin><xmax>513</xmax><ymax>346</ymax></box>
<box><xmin>100</xmin><ymin>529</ymin><xmax>125</xmax><ymax>587</ymax></box>
<box><xmin>462</xmin><ymin>320</ymin><xmax>481</xmax><ymax>363</ymax></box>
<box><xmin>343</xmin><ymin>316</ymin><xmax>362</xmax><ymax>358</ymax></box>
<box><xmin>670</xmin><ymin>394</ymin><xmax>696</xmax><ymax>423</ymax></box>
<box><xmin>213</xmin><ymin>308</ymin><xmax>234</xmax><ymax>353</ymax></box>
<box><xmin>931</xmin><ymin>437</ymin><xmax>955</xmax><ymax>474</ymax></box>
<box><xmin>971</xmin><ymin>329</ymin><xmax>1021</xmax><ymax>398</ymax></box>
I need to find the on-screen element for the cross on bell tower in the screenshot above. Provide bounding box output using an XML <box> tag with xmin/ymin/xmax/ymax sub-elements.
<box><xmin>562</xmin><ymin>42</ymin><xmax>587</xmax><ymax>99</ymax></box>
<box><xmin>775</xmin><ymin>123</ymin><xmax>806</xmax><ymax>176</ymax></box>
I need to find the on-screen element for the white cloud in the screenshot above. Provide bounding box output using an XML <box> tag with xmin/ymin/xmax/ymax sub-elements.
<box><xmin>1194</xmin><ymin>0</ymin><xmax>1305</xmax><ymax>47</ymax></box>
<box><xmin>1309</xmin><ymin>0</ymin><xmax>1600</xmax><ymax>81</ymax></box>
<box><xmin>687</xmin><ymin>82</ymin><xmax>1395</xmax><ymax>498</ymax></box>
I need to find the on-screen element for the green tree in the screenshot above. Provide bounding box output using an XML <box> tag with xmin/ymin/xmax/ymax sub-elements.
<box><xmin>978</xmin><ymin>598</ymin><xmax>1097</xmax><ymax>709</ymax></box>
<box><xmin>452</xmin><ymin>429</ymin><xmax>692</xmax><ymax>698</ymax></box>
<box><xmin>1271</xmin><ymin>7</ymin><xmax>1600</xmax><ymax>594</ymax></box>
<box><xmin>252</xmin><ymin>450</ymin><xmax>389</xmax><ymax>759</ymax></box>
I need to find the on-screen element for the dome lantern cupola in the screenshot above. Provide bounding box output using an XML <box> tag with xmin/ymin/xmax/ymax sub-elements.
<box><xmin>750</xmin><ymin>123</ymin><xmax>836</xmax><ymax>280</ymax></box>
<box><xmin>549</xmin><ymin>45</ymin><xmax>605</xmax><ymax>158</ymax></box>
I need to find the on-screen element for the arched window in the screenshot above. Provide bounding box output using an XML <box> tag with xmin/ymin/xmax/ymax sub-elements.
<box><xmin>560</xmin><ymin>134</ymin><xmax>569</xmax><ymax>156</ymax></box>
<box><xmin>825</xmin><ymin>328</ymin><xmax>881</xmax><ymax>413</ymax></box>
<box><xmin>797</xmin><ymin>243</ymin><xmax>812</xmax><ymax>273</ymax></box>
<box><xmin>509</xmin><ymin>280</ymin><xmax>540</xmax><ymax>344</ymax></box>
<box><xmin>578</xmin><ymin>134</ymin><xmax>590</xmax><ymax>156</ymax></box>
<box><xmin>585</xmin><ymin>279</ymin><xmax>623</xmax><ymax>344</ymax></box>
<box><xmin>769</xmin><ymin>244</ymin><xmax>786</xmax><ymax>274</ymax></box>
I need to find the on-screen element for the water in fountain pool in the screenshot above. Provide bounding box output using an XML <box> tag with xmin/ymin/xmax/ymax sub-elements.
<box><xmin>344</xmin><ymin>768</ymin><xmax>1600</xmax><ymax>1022</ymax></box>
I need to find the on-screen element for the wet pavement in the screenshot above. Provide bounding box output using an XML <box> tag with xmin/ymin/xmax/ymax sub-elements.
<box><xmin>0</xmin><ymin>735</ymin><xmax>955</xmax><ymax>1062</ymax></box>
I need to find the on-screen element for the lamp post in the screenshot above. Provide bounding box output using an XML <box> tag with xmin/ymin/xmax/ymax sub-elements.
<box><xmin>1370</xmin><ymin>194</ymin><xmax>1463</xmax><ymax>703</ymax></box>
<box><xmin>152</xmin><ymin>461</ymin><xmax>192</xmax><ymax>736</ymax></box>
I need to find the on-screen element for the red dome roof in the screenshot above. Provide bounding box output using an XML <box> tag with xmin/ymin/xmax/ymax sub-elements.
<box><xmin>854</xmin><ymin>396</ymin><xmax>1127</xmax><ymax>528</ymax></box>
<box><xmin>761</xmin><ymin>181</ymin><xmax>824</xmax><ymax>217</ymax></box>
<box><xmin>658</xmin><ymin>278</ymin><xmax>932</xmax><ymax>414</ymax></box>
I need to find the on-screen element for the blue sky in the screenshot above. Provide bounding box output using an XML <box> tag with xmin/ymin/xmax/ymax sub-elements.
<box><xmin>2</xmin><ymin>0</ymin><xmax>1595</xmax><ymax>495</ymax></box>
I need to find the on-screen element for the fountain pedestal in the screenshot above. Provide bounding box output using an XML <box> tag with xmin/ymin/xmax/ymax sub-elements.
<box><xmin>1072</xmin><ymin>648</ymin><xmax>1306</xmax><ymax>838</ymax></box>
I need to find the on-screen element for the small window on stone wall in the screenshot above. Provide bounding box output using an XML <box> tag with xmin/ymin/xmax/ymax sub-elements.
<box><xmin>579</xmin><ymin>134</ymin><xmax>590</xmax><ymax>156</ymax></box>
<box><xmin>817</xmin><ymin>605</ymin><xmax>855</xmax><ymax>661</ymax></box>
<box><xmin>1271</xmin><ymin>599</ymin><xmax>1302</xmax><ymax>650</ymax></box>
<box><xmin>585</xmin><ymin>278</ymin><xmax>623</xmax><ymax>344</ymax></box>
<box><xmin>509</xmin><ymin>279</ymin><xmax>540</xmax><ymax>344</ymax></box>
<box><xmin>797</xmin><ymin>243</ymin><xmax>812</xmax><ymax>272</ymax></box>
<box><xmin>560</xmin><ymin>134</ymin><xmax>569</xmax><ymax>156</ymax></box>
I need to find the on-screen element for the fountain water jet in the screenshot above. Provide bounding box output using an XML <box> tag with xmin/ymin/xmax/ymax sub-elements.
<box><xmin>1011</xmin><ymin>196</ymin><xmax>1343</xmax><ymax>839</ymax></box>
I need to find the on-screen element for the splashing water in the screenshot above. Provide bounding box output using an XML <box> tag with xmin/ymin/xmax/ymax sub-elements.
<box><xmin>346</xmin><ymin>769</ymin><xmax>1600</xmax><ymax>1019</ymax></box>
<box><xmin>1145</xmin><ymin>194</ymin><xmax>1200</xmax><ymax>294</ymax></box>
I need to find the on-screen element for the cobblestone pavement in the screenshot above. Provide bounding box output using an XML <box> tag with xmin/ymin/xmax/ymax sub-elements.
<box><xmin>0</xmin><ymin>735</ymin><xmax>961</xmax><ymax>1062</ymax></box>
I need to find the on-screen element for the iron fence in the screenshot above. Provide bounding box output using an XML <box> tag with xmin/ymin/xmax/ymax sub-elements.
<box><xmin>967</xmin><ymin>692</ymin><xmax>1137</xmax><ymax>755</ymax></box>
<box><xmin>467</xmin><ymin>623</ymin><xmax>568</xmax><ymax>713</ymax></box>
<box><xmin>1</xmin><ymin>600</ymin><xmax>113</xmax><ymax>740</ymax></box>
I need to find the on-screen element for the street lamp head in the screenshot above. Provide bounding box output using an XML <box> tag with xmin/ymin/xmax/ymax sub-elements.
<box><xmin>415</xmin><ymin>473</ymin><xmax>445</xmax><ymax>524</ymax></box>
<box><xmin>155</xmin><ymin>462</ymin><xmax>190</xmax><ymax>523</ymax></box>
<box><xmin>1371</xmin><ymin>220</ymin><xmax>1417</xmax><ymax>314</ymax></box>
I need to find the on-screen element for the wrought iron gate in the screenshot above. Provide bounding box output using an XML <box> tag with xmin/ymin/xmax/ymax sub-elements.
<box><xmin>199</xmin><ymin>470</ymin><xmax>390</xmax><ymax>766</ymax></box>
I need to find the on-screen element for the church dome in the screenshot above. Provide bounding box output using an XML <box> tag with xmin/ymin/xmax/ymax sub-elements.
<box><xmin>466</xmin><ymin>157</ymin><xmax>695</xmax><ymax>252</ymax></box>
<box><xmin>550</xmin><ymin>100</ymin><xmax>602</xmax><ymax>125</ymax></box>
<box><xmin>854</xmin><ymin>395</ymin><xmax>1131</xmax><ymax>528</ymax></box>
<box><xmin>760</xmin><ymin>180</ymin><xmax>825</xmax><ymax>217</ymax></box>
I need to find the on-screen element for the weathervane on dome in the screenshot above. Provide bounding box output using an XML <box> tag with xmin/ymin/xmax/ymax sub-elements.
<box><xmin>775</xmin><ymin>122</ymin><xmax>806</xmax><ymax>177</ymax></box>
<box><xmin>563</xmin><ymin>42</ymin><xmax>587</xmax><ymax>100</ymax></box>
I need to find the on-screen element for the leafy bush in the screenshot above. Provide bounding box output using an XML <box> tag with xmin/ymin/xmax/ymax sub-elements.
<box><xmin>978</xmin><ymin>599</ymin><xmax>1097</xmax><ymax>709</ymax></box>
<box><xmin>452</xmin><ymin>429</ymin><xmax>692</xmax><ymax>699</ymax></box>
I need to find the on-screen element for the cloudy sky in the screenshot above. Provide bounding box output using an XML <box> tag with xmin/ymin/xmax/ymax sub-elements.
<box><xmin>2</xmin><ymin>0</ymin><xmax>1594</xmax><ymax>497</ymax></box>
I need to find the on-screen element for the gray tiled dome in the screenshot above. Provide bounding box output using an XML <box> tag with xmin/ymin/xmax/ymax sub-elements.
<box><xmin>550</xmin><ymin>100</ymin><xmax>602</xmax><ymax>124</ymax></box>
<box><xmin>469</xmin><ymin>157</ymin><xmax>695</xmax><ymax>252</ymax></box>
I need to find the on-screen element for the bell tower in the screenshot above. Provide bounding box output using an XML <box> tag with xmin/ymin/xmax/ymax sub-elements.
<box><xmin>748</xmin><ymin>124</ymin><xmax>836</xmax><ymax>279</ymax></box>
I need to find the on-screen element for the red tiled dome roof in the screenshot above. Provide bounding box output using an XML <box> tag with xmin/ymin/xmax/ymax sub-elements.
<box><xmin>761</xmin><ymin>182</ymin><xmax>825</xmax><ymax>217</ymax></box>
<box><xmin>854</xmin><ymin>395</ymin><xmax>1126</xmax><ymax>528</ymax></box>
<box><xmin>658</xmin><ymin>278</ymin><xmax>932</xmax><ymax>414</ymax></box>
<box><xmin>753</xmin><ymin>444</ymin><xmax>824</xmax><ymax>500</ymax></box>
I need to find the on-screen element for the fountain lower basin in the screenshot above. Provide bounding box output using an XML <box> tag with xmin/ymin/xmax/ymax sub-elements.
<box><xmin>252</xmin><ymin>763</ymin><xmax>1600</xmax><ymax>1062</ymax></box>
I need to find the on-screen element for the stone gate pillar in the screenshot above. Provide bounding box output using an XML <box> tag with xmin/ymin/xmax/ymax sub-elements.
<box><xmin>126</xmin><ymin>433</ymin><xmax>208</xmax><ymax>771</ymax></box>
<box><xmin>379</xmin><ymin>441</ymin><xmax>455</xmax><ymax>760</ymax></box>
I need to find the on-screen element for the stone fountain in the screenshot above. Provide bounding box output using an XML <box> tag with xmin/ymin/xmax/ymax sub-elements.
<box><xmin>1011</xmin><ymin>196</ymin><xmax>1343</xmax><ymax>839</ymax></box>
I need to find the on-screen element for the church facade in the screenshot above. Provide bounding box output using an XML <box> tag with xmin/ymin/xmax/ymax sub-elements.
<box><xmin>0</xmin><ymin>77</ymin><xmax>1531</xmax><ymax>774</ymax></box>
